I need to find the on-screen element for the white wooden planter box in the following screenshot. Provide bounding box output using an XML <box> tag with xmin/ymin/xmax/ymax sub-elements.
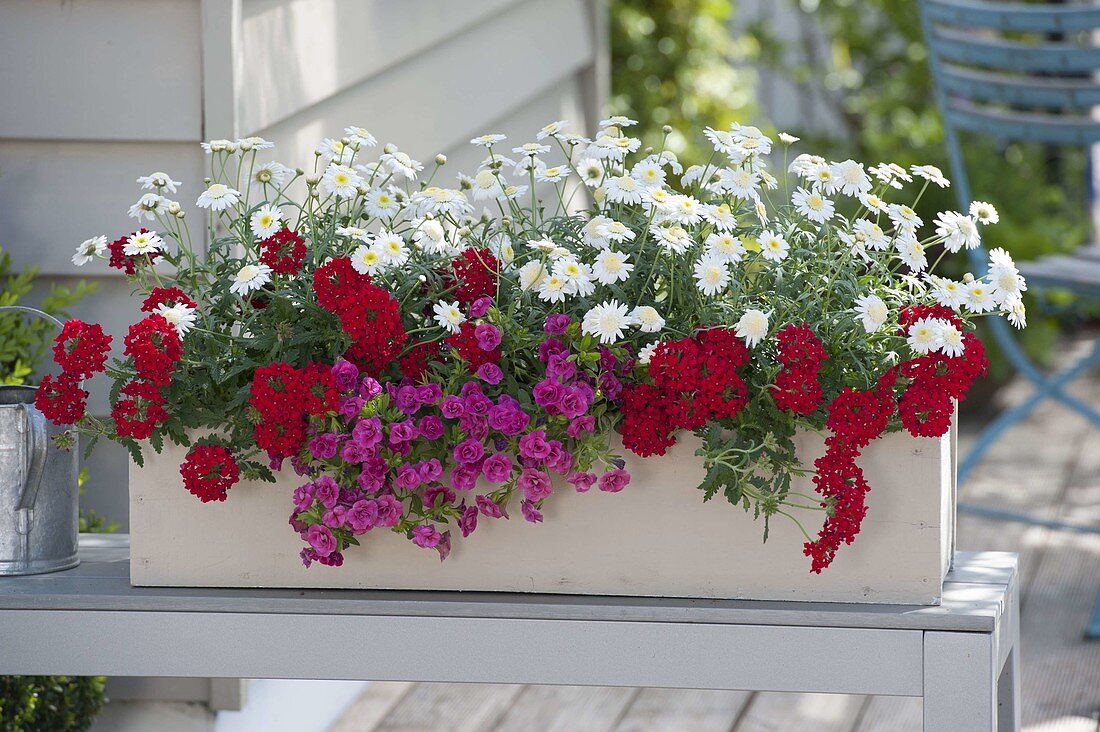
<box><xmin>130</xmin><ymin>428</ymin><xmax>955</xmax><ymax>604</ymax></box>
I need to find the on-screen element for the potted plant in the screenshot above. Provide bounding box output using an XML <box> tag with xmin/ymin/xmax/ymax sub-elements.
<box><xmin>40</xmin><ymin>119</ymin><xmax>1024</xmax><ymax>602</ymax></box>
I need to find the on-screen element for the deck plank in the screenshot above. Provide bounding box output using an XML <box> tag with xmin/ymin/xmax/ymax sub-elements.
<box><xmin>372</xmin><ymin>683</ymin><xmax>523</xmax><ymax>732</ymax></box>
<box><xmin>613</xmin><ymin>688</ymin><xmax>752</xmax><ymax>731</ymax></box>
<box><xmin>732</xmin><ymin>691</ymin><xmax>868</xmax><ymax>731</ymax></box>
<box><xmin>330</xmin><ymin>682</ymin><xmax>414</xmax><ymax>732</ymax></box>
<box><xmin>490</xmin><ymin>686</ymin><xmax>638</xmax><ymax>731</ymax></box>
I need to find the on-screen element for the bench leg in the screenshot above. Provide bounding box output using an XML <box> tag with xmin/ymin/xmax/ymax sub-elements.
<box><xmin>997</xmin><ymin>646</ymin><xmax>1020</xmax><ymax>732</ymax></box>
<box><xmin>924</xmin><ymin>631</ymin><xmax>999</xmax><ymax>731</ymax></box>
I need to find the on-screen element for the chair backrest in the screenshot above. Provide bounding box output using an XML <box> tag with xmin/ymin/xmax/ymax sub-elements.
<box><xmin>920</xmin><ymin>0</ymin><xmax>1100</xmax><ymax>267</ymax></box>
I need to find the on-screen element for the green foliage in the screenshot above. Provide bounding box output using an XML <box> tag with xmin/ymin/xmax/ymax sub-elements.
<box><xmin>0</xmin><ymin>245</ymin><xmax>97</xmax><ymax>385</ymax></box>
<box><xmin>610</xmin><ymin>0</ymin><xmax>756</xmax><ymax>166</ymax></box>
<box><xmin>0</xmin><ymin>676</ymin><xmax>106</xmax><ymax>732</ymax></box>
<box><xmin>742</xmin><ymin>0</ymin><xmax>1090</xmax><ymax>377</ymax></box>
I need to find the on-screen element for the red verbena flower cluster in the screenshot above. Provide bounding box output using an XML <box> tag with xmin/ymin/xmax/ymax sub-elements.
<box><xmin>180</xmin><ymin>444</ymin><xmax>240</xmax><ymax>502</ymax></box>
<box><xmin>803</xmin><ymin>373</ymin><xmax>897</xmax><ymax>573</ymax></box>
<box><xmin>313</xmin><ymin>257</ymin><xmax>407</xmax><ymax>375</ymax></box>
<box><xmin>249</xmin><ymin>361</ymin><xmax>339</xmax><ymax>461</ymax></box>
<box><xmin>449</xmin><ymin>248</ymin><xmax>499</xmax><ymax>308</ymax></box>
<box><xmin>897</xmin><ymin>305</ymin><xmax>987</xmax><ymax>438</ymax></box>
<box><xmin>771</xmin><ymin>323</ymin><xmax>828</xmax><ymax>415</ymax></box>
<box><xmin>620</xmin><ymin>328</ymin><xmax>750</xmax><ymax>457</ymax></box>
<box><xmin>112</xmin><ymin>379</ymin><xmax>169</xmax><ymax>439</ymax></box>
<box><xmin>260</xmin><ymin>227</ymin><xmax>307</xmax><ymax>276</ymax></box>
<box><xmin>399</xmin><ymin>341</ymin><xmax>442</xmax><ymax>382</ymax></box>
<box><xmin>123</xmin><ymin>314</ymin><xmax>182</xmax><ymax>387</ymax></box>
<box><xmin>37</xmin><ymin>319</ymin><xmax>113</xmax><ymax>425</ymax></box>
<box><xmin>141</xmin><ymin>287</ymin><xmax>196</xmax><ymax>313</ymax></box>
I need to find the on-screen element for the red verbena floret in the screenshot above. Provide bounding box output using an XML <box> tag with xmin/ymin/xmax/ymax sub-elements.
<box><xmin>111</xmin><ymin>380</ymin><xmax>168</xmax><ymax>440</ymax></box>
<box><xmin>771</xmin><ymin>323</ymin><xmax>828</xmax><ymax>416</ymax></box>
<box><xmin>51</xmin><ymin>320</ymin><xmax>113</xmax><ymax>380</ymax></box>
<box><xmin>35</xmin><ymin>373</ymin><xmax>88</xmax><ymax>425</ymax></box>
<box><xmin>123</xmin><ymin>314</ymin><xmax>182</xmax><ymax>387</ymax></box>
<box><xmin>141</xmin><ymin>287</ymin><xmax>197</xmax><ymax>313</ymax></box>
<box><xmin>260</xmin><ymin>227</ymin><xmax>307</xmax><ymax>276</ymax></box>
<box><xmin>180</xmin><ymin>444</ymin><xmax>240</xmax><ymax>502</ymax></box>
<box><xmin>449</xmin><ymin>248</ymin><xmax>499</xmax><ymax>308</ymax></box>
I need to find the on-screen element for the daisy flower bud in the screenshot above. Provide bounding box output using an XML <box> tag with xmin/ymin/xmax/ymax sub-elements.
<box><xmin>435</xmin><ymin>154</ymin><xmax>447</xmax><ymax>166</ymax></box>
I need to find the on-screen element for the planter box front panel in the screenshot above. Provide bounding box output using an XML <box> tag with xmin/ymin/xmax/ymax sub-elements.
<box><xmin>130</xmin><ymin>429</ymin><xmax>954</xmax><ymax>604</ymax></box>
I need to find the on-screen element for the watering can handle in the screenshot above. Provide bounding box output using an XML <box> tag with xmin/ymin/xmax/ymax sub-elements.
<box><xmin>15</xmin><ymin>404</ymin><xmax>47</xmax><ymax>526</ymax></box>
<box><xmin>0</xmin><ymin>305</ymin><xmax>70</xmax><ymax>533</ymax></box>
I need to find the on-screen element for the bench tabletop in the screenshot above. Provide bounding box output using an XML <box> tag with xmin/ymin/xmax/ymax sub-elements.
<box><xmin>0</xmin><ymin>535</ymin><xmax>1015</xmax><ymax>633</ymax></box>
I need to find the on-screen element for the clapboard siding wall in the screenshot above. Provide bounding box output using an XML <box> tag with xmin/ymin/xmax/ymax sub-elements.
<box><xmin>0</xmin><ymin>0</ymin><xmax>608</xmax><ymax>527</ymax></box>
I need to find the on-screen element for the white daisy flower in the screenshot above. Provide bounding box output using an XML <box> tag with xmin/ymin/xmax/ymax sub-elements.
<box><xmin>630</xmin><ymin>306</ymin><xmax>665</xmax><ymax>333</ymax></box>
<box><xmin>433</xmin><ymin>301</ymin><xmax>466</xmax><ymax>333</ymax></box>
<box><xmin>350</xmin><ymin>244</ymin><xmax>384</xmax><ymax>275</ymax></box>
<box><xmin>536</xmin><ymin>120</ymin><xmax>569</xmax><ymax>140</ymax></box>
<box><xmin>758</xmin><ymin>230</ymin><xmax>790</xmax><ymax>263</ymax></box>
<box><xmin>858</xmin><ymin>192</ymin><xmax>889</xmax><ymax>213</ymax></box>
<box><xmin>412</xmin><ymin>219</ymin><xmax>449</xmax><ymax>255</ymax></box>
<box><xmin>128</xmin><ymin>193</ymin><xmax>168</xmax><ymax>221</ymax></box>
<box><xmin>988</xmin><ymin>261</ymin><xmax>1026</xmax><ymax>305</ymax></box>
<box><xmin>869</xmin><ymin>162</ymin><xmax>911</xmax><ymax>189</ymax></box>
<box><xmin>136</xmin><ymin>172</ymin><xmax>181</xmax><ymax>193</ymax></box>
<box><xmin>934</xmin><ymin>211</ymin><xmax>980</xmax><ymax>253</ymax></box>
<box><xmin>470</xmin><ymin>169</ymin><xmax>505</xmax><ymax>202</ymax></box>
<box><xmin>789</xmin><ymin>153</ymin><xmax>826</xmax><ymax>179</ymax></box>
<box><xmin>592</xmin><ymin>249</ymin><xmax>634</xmax><ymax>285</ymax></box>
<box><xmin>681</xmin><ymin>164</ymin><xmax>713</xmax><ymax>188</ymax></box>
<box><xmin>704</xmin><ymin>127</ymin><xmax>738</xmax><ymax>156</ymax></box>
<box><xmin>317</xmin><ymin>138</ymin><xmax>354</xmax><ymax>165</ymax></box>
<box><xmin>252</xmin><ymin>162</ymin><xmax>291</xmax><ymax>188</ymax></box>
<box><xmin>581</xmin><ymin>300</ymin><xmax>631</xmax><ymax>344</ymax></box>
<box><xmin>907</xmin><ymin>317</ymin><xmax>943</xmax><ymax>355</ymax></box>
<box><xmin>597</xmin><ymin>220</ymin><xmax>636</xmax><ymax>243</ymax></box>
<box><xmin>374</xmin><ymin>230</ymin><xmax>409</xmax><ymax>266</ymax></box>
<box><xmin>778</xmin><ymin>132</ymin><xmax>800</xmax><ymax>145</ymax></box>
<box><xmin>703</xmin><ymin>203</ymin><xmax>737</xmax><ymax>231</ymax></box>
<box><xmin>807</xmin><ymin>160</ymin><xmax>839</xmax><ymax>195</ymax></box>
<box><xmin>518</xmin><ymin>260</ymin><xmax>547</xmax><ymax>291</ymax></box>
<box><xmin>335</xmin><ymin>226</ymin><xmax>371</xmax><ymax>242</ymax></box>
<box><xmin>553</xmin><ymin>258</ymin><xmax>593</xmax><ymax>294</ymax></box>
<box><xmin>538</xmin><ymin>274</ymin><xmax>570</xmax><ymax>303</ymax></box>
<box><xmin>230</xmin><ymin>262</ymin><xmax>272</xmax><ymax>296</ymax></box>
<box><xmin>344</xmin><ymin>126</ymin><xmax>377</xmax><ymax>148</ymax></box>
<box><xmin>969</xmin><ymin>201</ymin><xmax>999</xmax><ymax>225</ymax></box>
<box><xmin>693</xmin><ymin>255</ymin><xmax>731</xmax><ymax>296</ymax></box>
<box><xmin>602</xmin><ymin>175</ymin><xmax>644</xmax><ymax>205</ymax></box>
<box><xmin>931</xmin><ymin>276</ymin><xmax>968</xmax><ymax>310</ymax></box>
<box><xmin>887</xmin><ymin>204</ymin><xmax>923</xmax><ymax>233</ymax></box>
<box><xmin>912</xmin><ymin>164</ymin><xmax>951</xmax><ymax>188</ymax></box>
<box><xmin>652</xmin><ymin>224</ymin><xmax>693</xmax><ymax>255</ymax></box>
<box><xmin>852</xmin><ymin>220</ymin><xmax>889</xmax><ymax>251</ymax></box>
<box><xmin>512</xmin><ymin>142</ymin><xmax>550</xmax><ymax>157</ymax></box>
<box><xmin>155</xmin><ymin>303</ymin><xmax>197</xmax><ymax>336</ymax></box>
<box><xmin>705</xmin><ymin>232</ymin><xmax>746</xmax><ymax>264</ymax></box>
<box><xmin>939</xmin><ymin>322</ymin><xmax>965</xmax><ymax>358</ymax></box>
<box><xmin>714</xmin><ymin>166</ymin><xmax>760</xmax><ymax>200</ymax></box>
<box><xmin>381</xmin><ymin>149</ymin><xmax>423</xmax><ymax>180</ymax></box>
<box><xmin>319</xmin><ymin>164</ymin><xmax>363</xmax><ymax>198</ymax></box>
<box><xmin>854</xmin><ymin>294</ymin><xmax>889</xmax><ymax>333</ymax></box>
<box><xmin>965</xmin><ymin>280</ymin><xmax>996</xmax><ymax>313</ymax></box>
<box><xmin>1007</xmin><ymin>299</ymin><xmax>1027</xmax><ymax>329</ymax></box>
<box><xmin>599</xmin><ymin>115</ymin><xmax>638</xmax><ymax>128</ymax></box>
<box><xmin>576</xmin><ymin>158</ymin><xmax>605</xmax><ymax>188</ymax></box>
<box><xmin>528</xmin><ymin>239</ymin><xmax>572</xmax><ymax>259</ymax></box>
<box><xmin>200</xmin><ymin>139</ymin><xmax>234</xmax><ymax>155</ymax></box>
<box><xmin>250</xmin><ymin>204</ymin><xmax>282</xmax><ymax>240</ymax></box>
<box><xmin>831</xmin><ymin>160</ymin><xmax>872</xmax><ymax>197</ymax></box>
<box><xmin>897</xmin><ymin>237</ymin><xmax>928</xmax><ymax>271</ymax></box>
<box><xmin>631</xmin><ymin>159</ymin><xmax>666</xmax><ymax>188</ymax></box>
<box><xmin>470</xmin><ymin>133</ymin><xmax>507</xmax><ymax>147</ymax></box>
<box><xmin>583</xmin><ymin>216</ymin><xmax>614</xmax><ymax>249</ymax></box>
<box><xmin>363</xmin><ymin>188</ymin><xmax>401</xmax><ymax>218</ymax></box>
<box><xmin>792</xmin><ymin>187</ymin><xmax>835</xmax><ymax>223</ymax></box>
<box><xmin>236</xmin><ymin>136</ymin><xmax>274</xmax><ymax>152</ymax></box>
<box><xmin>536</xmin><ymin>165</ymin><xmax>570</xmax><ymax>183</ymax></box>
<box><xmin>196</xmin><ymin>183</ymin><xmax>241</xmax><ymax>211</ymax></box>
<box><xmin>72</xmin><ymin>236</ymin><xmax>108</xmax><ymax>266</ymax></box>
<box><xmin>666</xmin><ymin>194</ymin><xmax>703</xmax><ymax>225</ymax></box>
<box><xmin>734</xmin><ymin>309</ymin><xmax>770</xmax><ymax>348</ymax></box>
<box><xmin>123</xmin><ymin>230</ymin><xmax>164</xmax><ymax>257</ymax></box>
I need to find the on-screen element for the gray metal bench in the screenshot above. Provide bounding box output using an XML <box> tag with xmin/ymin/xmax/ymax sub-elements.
<box><xmin>0</xmin><ymin>536</ymin><xmax>1020</xmax><ymax>731</ymax></box>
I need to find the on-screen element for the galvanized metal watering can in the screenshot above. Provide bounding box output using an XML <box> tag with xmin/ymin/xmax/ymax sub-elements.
<box><xmin>0</xmin><ymin>306</ymin><xmax>80</xmax><ymax>575</ymax></box>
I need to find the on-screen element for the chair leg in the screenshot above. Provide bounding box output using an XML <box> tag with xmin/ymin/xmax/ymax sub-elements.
<box><xmin>1086</xmin><ymin>587</ymin><xmax>1100</xmax><ymax>640</ymax></box>
<box><xmin>958</xmin><ymin>332</ymin><xmax>1100</xmax><ymax>485</ymax></box>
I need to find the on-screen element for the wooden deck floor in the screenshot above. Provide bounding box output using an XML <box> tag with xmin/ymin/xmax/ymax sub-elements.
<box><xmin>331</xmin><ymin>340</ymin><xmax>1100</xmax><ymax>732</ymax></box>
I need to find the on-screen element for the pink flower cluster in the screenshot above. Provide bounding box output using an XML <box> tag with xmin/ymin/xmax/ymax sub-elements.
<box><xmin>291</xmin><ymin>311</ymin><xmax>631</xmax><ymax>567</ymax></box>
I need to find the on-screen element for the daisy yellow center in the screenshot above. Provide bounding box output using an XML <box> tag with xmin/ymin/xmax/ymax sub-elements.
<box><xmin>238</xmin><ymin>265</ymin><xmax>259</xmax><ymax>281</ymax></box>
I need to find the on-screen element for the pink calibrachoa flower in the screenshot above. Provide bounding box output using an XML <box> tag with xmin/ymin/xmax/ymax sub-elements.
<box><xmin>346</xmin><ymin>499</ymin><xmax>378</xmax><ymax>533</ymax></box>
<box><xmin>458</xmin><ymin>504</ymin><xmax>478</xmax><ymax>537</ymax></box>
<box><xmin>481</xmin><ymin>452</ymin><xmax>513</xmax><ymax>483</ymax></box>
<box><xmin>469</xmin><ymin>296</ymin><xmax>493</xmax><ymax>318</ymax></box>
<box><xmin>521</xmin><ymin>500</ymin><xmax>543</xmax><ymax>523</ymax></box>
<box><xmin>307</xmin><ymin>524</ymin><xmax>337</xmax><ymax>557</ymax></box>
<box><xmin>411</xmin><ymin>524</ymin><xmax>442</xmax><ymax>548</ymax></box>
<box><xmin>477</xmin><ymin>363</ymin><xmax>503</xmax><ymax>385</ymax></box>
<box><xmin>476</xmin><ymin>494</ymin><xmax>507</xmax><ymax>518</ymax></box>
<box><xmin>517</xmin><ymin>468</ymin><xmax>552</xmax><ymax>501</ymax></box>
<box><xmin>599</xmin><ymin>468</ymin><xmax>631</xmax><ymax>493</ymax></box>
<box><xmin>474</xmin><ymin>323</ymin><xmax>502</xmax><ymax>351</ymax></box>
<box><xmin>567</xmin><ymin>471</ymin><xmax>597</xmax><ymax>492</ymax></box>
<box><xmin>453</xmin><ymin>437</ymin><xmax>485</xmax><ymax>465</ymax></box>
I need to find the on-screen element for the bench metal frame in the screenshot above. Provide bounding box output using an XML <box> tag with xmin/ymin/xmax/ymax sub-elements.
<box><xmin>0</xmin><ymin>536</ymin><xmax>1021</xmax><ymax>731</ymax></box>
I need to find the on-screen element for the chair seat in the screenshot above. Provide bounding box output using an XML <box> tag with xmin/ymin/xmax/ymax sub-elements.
<box><xmin>1017</xmin><ymin>251</ymin><xmax>1100</xmax><ymax>296</ymax></box>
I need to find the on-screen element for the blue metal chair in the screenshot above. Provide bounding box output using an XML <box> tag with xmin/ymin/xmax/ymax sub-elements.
<box><xmin>919</xmin><ymin>0</ymin><xmax>1100</xmax><ymax>637</ymax></box>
